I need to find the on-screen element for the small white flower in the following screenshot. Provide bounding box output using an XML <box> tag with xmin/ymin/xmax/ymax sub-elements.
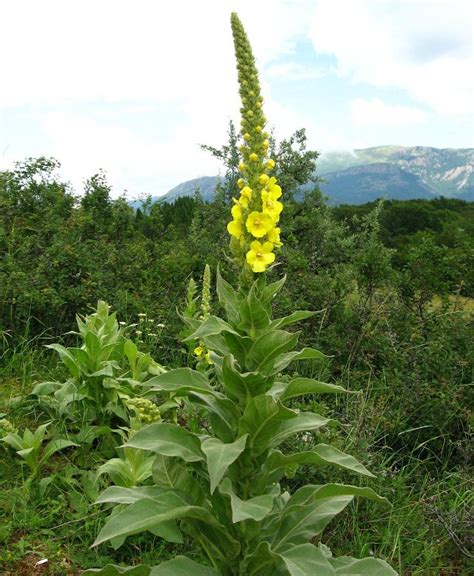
<box><xmin>119</xmin><ymin>321</ymin><xmax>126</xmax><ymax>326</ymax></box>
<box><xmin>136</xmin><ymin>330</ymin><xmax>142</xmax><ymax>336</ymax></box>
<box><xmin>157</xmin><ymin>323</ymin><xmax>165</xmax><ymax>328</ymax></box>
<box><xmin>138</xmin><ymin>313</ymin><xmax>147</xmax><ymax>317</ymax></box>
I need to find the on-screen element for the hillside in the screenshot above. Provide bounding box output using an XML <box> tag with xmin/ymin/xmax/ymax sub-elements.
<box><xmin>140</xmin><ymin>146</ymin><xmax>474</xmax><ymax>206</ymax></box>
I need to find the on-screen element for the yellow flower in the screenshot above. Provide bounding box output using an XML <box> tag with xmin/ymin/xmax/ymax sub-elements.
<box><xmin>249</xmin><ymin>152</ymin><xmax>258</xmax><ymax>162</ymax></box>
<box><xmin>243</xmin><ymin>133</ymin><xmax>251</xmax><ymax>141</ymax></box>
<box><xmin>266</xmin><ymin>159</ymin><xmax>276</xmax><ymax>170</ymax></box>
<box><xmin>261</xmin><ymin>190</ymin><xmax>283</xmax><ymax>221</ymax></box>
<box><xmin>246</xmin><ymin>240</ymin><xmax>276</xmax><ymax>273</ymax></box>
<box><xmin>231</xmin><ymin>204</ymin><xmax>243</xmax><ymax>220</ymax></box>
<box><xmin>267</xmin><ymin>178</ymin><xmax>282</xmax><ymax>199</ymax></box>
<box><xmin>259</xmin><ymin>174</ymin><xmax>269</xmax><ymax>185</ymax></box>
<box><xmin>205</xmin><ymin>351</ymin><xmax>214</xmax><ymax>365</ymax></box>
<box><xmin>255</xmin><ymin>125</ymin><xmax>262</xmax><ymax>133</ymax></box>
<box><xmin>237</xmin><ymin>178</ymin><xmax>245</xmax><ymax>189</ymax></box>
<box><xmin>246</xmin><ymin>211</ymin><xmax>274</xmax><ymax>238</ymax></box>
<box><xmin>194</xmin><ymin>346</ymin><xmax>204</xmax><ymax>357</ymax></box>
<box><xmin>267</xmin><ymin>226</ymin><xmax>282</xmax><ymax>247</ymax></box>
<box><xmin>227</xmin><ymin>218</ymin><xmax>244</xmax><ymax>239</ymax></box>
<box><xmin>239</xmin><ymin>186</ymin><xmax>252</xmax><ymax>208</ymax></box>
<box><xmin>262</xmin><ymin>140</ymin><xmax>269</xmax><ymax>150</ymax></box>
<box><xmin>239</xmin><ymin>162</ymin><xmax>246</xmax><ymax>172</ymax></box>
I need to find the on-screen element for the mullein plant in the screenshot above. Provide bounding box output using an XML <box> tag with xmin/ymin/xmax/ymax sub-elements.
<box><xmin>86</xmin><ymin>13</ymin><xmax>397</xmax><ymax>576</ymax></box>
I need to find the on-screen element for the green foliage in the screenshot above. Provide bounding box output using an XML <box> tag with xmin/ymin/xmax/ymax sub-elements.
<box><xmin>1</xmin><ymin>421</ymin><xmax>77</xmax><ymax>479</ymax></box>
<box><xmin>31</xmin><ymin>301</ymin><xmax>165</xmax><ymax>428</ymax></box>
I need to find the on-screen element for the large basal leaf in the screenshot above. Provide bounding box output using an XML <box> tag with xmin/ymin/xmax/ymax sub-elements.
<box><xmin>125</xmin><ymin>423</ymin><xmax>204</xmax><ymax>462</ymax></box>
<box><xmin>96</xmin><ymin>485</ymin><xmax>172</xmax><ymax>505</ymax></box>
<box><xmin>330</xmin><ymin>556</ymin><xmax>398</xmax><ymax>575</ymax></box>
<box><xmin>277</xmin><ymin>543</ymin><xmax>336</xmax><ymax>575</ymax></box>
<box><xmin>220</xmin><ymin>478</ymin><xmax>276</xmax><ymax>523</ymax></box>
<box><xmin>150</xmin><ymin>556</ymin><xmax>219</xmax><ymax>575</ymax></box>
<box><xmin>143</xmin><ymin>368</ymin><xmax>213</xmax><ymax>394</ymax></box>
<box><xmin>246</xmin><ymin>330</ymin><xmax>299</xmax><ymax>375</ymax></box>
<box><xmin>201</xmin><ymin>434</ymin><xmax>248</xmax><ymax>493</ymax></box>
<box><xmin>267</xmin><ymin>444</ymin><xmax>374</xmax><ymax>478</ymax></box>
<box><xmin>93</xmin><ymin>496</ymin><xmax>222</xmax><ymax>547</ymax></box>
<box><xmin>238</xmin><ymin>395</ymin><xmax>297</xmax><ymax>455</ymax></box>
<box><xmin>270</xmin><ymin>412</ymin><xmax>333</xmax><ymax>448</ymax></box>
<box><xmin>270</xmin><ymin>484</ymin><xmax>390</xmax><ymax>553</ymax></box>
<box><xmin>270</xmin><ymin>310</ymin><xmax>318</xmax><ymax>330</ymax></box>
<box><xmin>268</xmin><ymin>378</ymin><xmax>348</xmax><ymax>402</ymax></box>
<box><xmin>83</xmin><ymin>564</ymin><xmax>151</xmax><ymax>575</ymax></box>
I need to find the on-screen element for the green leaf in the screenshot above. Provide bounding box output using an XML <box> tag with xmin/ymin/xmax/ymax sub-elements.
<box><xmin>96</xmin><ymin>486</ymin><xmax>171</xmax><ymax>505</ymax></box>
<box><xmin>268</xmin><ymin>378</ymin><xmax>348</xmax><ymax>402</ymax></box>
<box><xmin>201</xmin><ymin>434</ymin><xmax>248</xmax><ymax>493</ymax></box>
<box><xmin>278</xmin><ymin>544</ymin><xmax>335</xmax><ymax>575</ymax></box>
<box><xmin>83</xmin><ymin>565</ymin><xmax>151</xmax><ymax>575</ymax></box>
<box><xmin>93</xmin><ymin>496</ymin><xmax>221</xmax><ymax>546</ymax></box>
<box><xmin>189</xmin><ymin>391</ymin><xmax>240</xmax><ymax>443</ymax></box>
<box><xmin>247</xmin><ymin>330</ymin><xmax>299</xmax><ymax>374</ymax></box>
<box><xmin>330</xmin><ymin>556</ymin><xmax>398</xmax><ymax>575</ymax></box>
<box><xmin>271</xmin><ymin>347</ymin><xmax>328</xmax><ymax>376</ymax></box>
<box><xmin>239</xmin><ymin>283</ymin><xmax>271</xmax><ymax>332</ymax></box>
<box><xmin>144</xmin><ymin>368</ymin><xmax>213</xmax><ymax>394</ymax></box>
<box><xmin>150</xmin><ymin>556</ymin><xmax>219</xmax><ymax>576</ymax></box>
<box><xmin>220</xmin><ymin>479</ymin><xmax>275</xmax><ymax>522</ymax></box>
<box><xmin>261</xmin><ymin>275</ymin><xmax>286</xmax><ymax>305</ymax></box>
<box><xmin>223</xmin><ymin>332</ymin><xmax>253</xmax><ymax>365</ymax></box>
<box><xmin>271</xmin><ymin>310</ymin><xmax>318</xmax><ymax>330</ymax></box>
<box><xmin>221</xmin><ymin>355</ymin><xmax>267</xmax><ymax>400</ymax></box>
<box><xmin>46</xmin><ymin>343</ymin><xmax>80</xmax><ymax>378</ymax></box>
<box><xmin>216</xmin><ymin>267</ymin><xmax>241</xmax><ymax>324</ymax></box>
<box><xmin>41</xmin><ymin>438</ymin><xmax>78</xmax><ymax>463</ymax></box>
<box><xmin>267</xmin><ymin>445</ymin><xmax>374</xmax><ymax>478</ymax></box>
<box><xmin>185</xmin><ymin>316</ymin><xmax>239</xmax><ymax>341</ymax></box>
<box><xmin>239</xmin><ymin>395</ymin><xmax>297</xmax><ymax>455</ymax></box>
<box><xmin>125</xmin><ymin>423</ymin><xmax>204</xmax><ymax>462</ymax></box>
<box><xmin>271</xmin><ymin>484</ymin><xmax>390</xmax><ymax>552</ymax></box>
<box><xmin>152</xmin><ymin>454</ymin><xmax>204</xmax><ymax>504</ymax></box>
<box><xmin>270</xmin><ymin>412</ymin><xmax>333</xmax><ymax>448</ymax></box>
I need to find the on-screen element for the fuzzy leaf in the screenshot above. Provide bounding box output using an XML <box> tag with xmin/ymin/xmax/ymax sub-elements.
<box><xmin>150</xmin><ymin>556</ymin><xmax>219</xmax><ymax>575</ymax></box>
<box><xmin>330</xmin><ymin>556</ymin><xmax>398</xmax><ymax>575</ymax></box>
<box><xmin>125</xmin><ymin>423</ymin><xmax>204</xmax><ymax>462</ymax></box>
<box><xmin>144</xmin><ymin>368</ymin><xmax>213</xmax><ymax>394</ymax></box>
<box><xmin>271</xmin><ymin>310</ymin><xmax>318</xmax><ymax>330</ymax></box>
<box><xmin>201</xmin><ymin>434</ymin><xmax>248</xmax><ymax>493</ymax></box>
<box><xmin>268</xmin><ymin>378</ymin><xmax>348</xmax><ymax>401</ymax></box>
<box><xmin>270</xmin><ymin>412</ymin><xmax>333</xmax><ymax>448</ymax></box>
<box><xmin>83</xmin><ymin>565</ymin><xmax>151</xmax><ymax>575</ymax></box>
<box><xmin>239</xmin><ymin>395</ymin><xmax>297</xmax><ymax>455</ymax></box>
<box><xmin>267</xmin><ymin>445</ymin><xmax>374</xmax><ymax>478</ymax></box>
<box><xmin>220</xmin><ymin>478</ymin><xmax>275</xmax><ymax>522</ymax></box>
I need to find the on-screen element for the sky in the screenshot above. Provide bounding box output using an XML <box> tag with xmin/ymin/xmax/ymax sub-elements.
<box><xmin>0</xmin><ymin>0</ymin><xmax>473</xmax><ymax>198</ymax></box>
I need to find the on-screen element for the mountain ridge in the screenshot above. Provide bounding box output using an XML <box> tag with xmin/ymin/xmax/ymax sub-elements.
<box><xmin>142</xmin><ymin>146</ymin><xmax>474</xmax><ymax>206</ymax></box>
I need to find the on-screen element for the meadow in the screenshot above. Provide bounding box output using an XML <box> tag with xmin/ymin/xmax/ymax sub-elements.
<box><xmin>1</xmin><ymin>14</ymin><xmax>473</xmax><ymax>576</ymax></box>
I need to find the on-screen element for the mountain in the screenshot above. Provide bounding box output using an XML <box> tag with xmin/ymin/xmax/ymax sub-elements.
<box><xmin>139</xmin><ymin>146</ymin><xmax>474</xmax><ymax>206</ymax></box>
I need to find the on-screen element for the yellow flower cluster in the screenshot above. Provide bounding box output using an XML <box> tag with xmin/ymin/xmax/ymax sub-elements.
<box><xmin>228</xmin><ymin>13</ymin><xmax>283</xmax><ymax>274</ymax></box>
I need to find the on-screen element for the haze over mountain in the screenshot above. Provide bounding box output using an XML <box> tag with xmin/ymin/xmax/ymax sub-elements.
<box><xmin>147</xmin><ymin>146</ymin><xmax>474</xmax><ymax>206</ymax></box>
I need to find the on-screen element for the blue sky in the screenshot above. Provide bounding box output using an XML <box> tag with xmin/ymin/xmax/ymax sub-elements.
<box><xmin>0</xmin><ymin>0</ymin><xmax>472</xmax><ymax>198</ymax></box>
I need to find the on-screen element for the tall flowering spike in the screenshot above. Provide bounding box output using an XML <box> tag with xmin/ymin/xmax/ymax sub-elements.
<box><xmin>228</xmin><ymin>13</ymin><xmax>283</xmax><ymax>274</ymax></box>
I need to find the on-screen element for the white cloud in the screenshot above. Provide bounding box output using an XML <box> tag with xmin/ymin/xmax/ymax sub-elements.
<box><xmin>265</xmin><ymin>62</ymin><xmax>329</xmax><ymax>81</ymax></box>
<box><xmin>309</xmin><ymin>0</ymin><xmax>474</xmax><ymax>117</ymax></box>
<box><xmin>351</xmin><ymin>97</ymin><xmax>430</xmax><ymax>126</ymax></box>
